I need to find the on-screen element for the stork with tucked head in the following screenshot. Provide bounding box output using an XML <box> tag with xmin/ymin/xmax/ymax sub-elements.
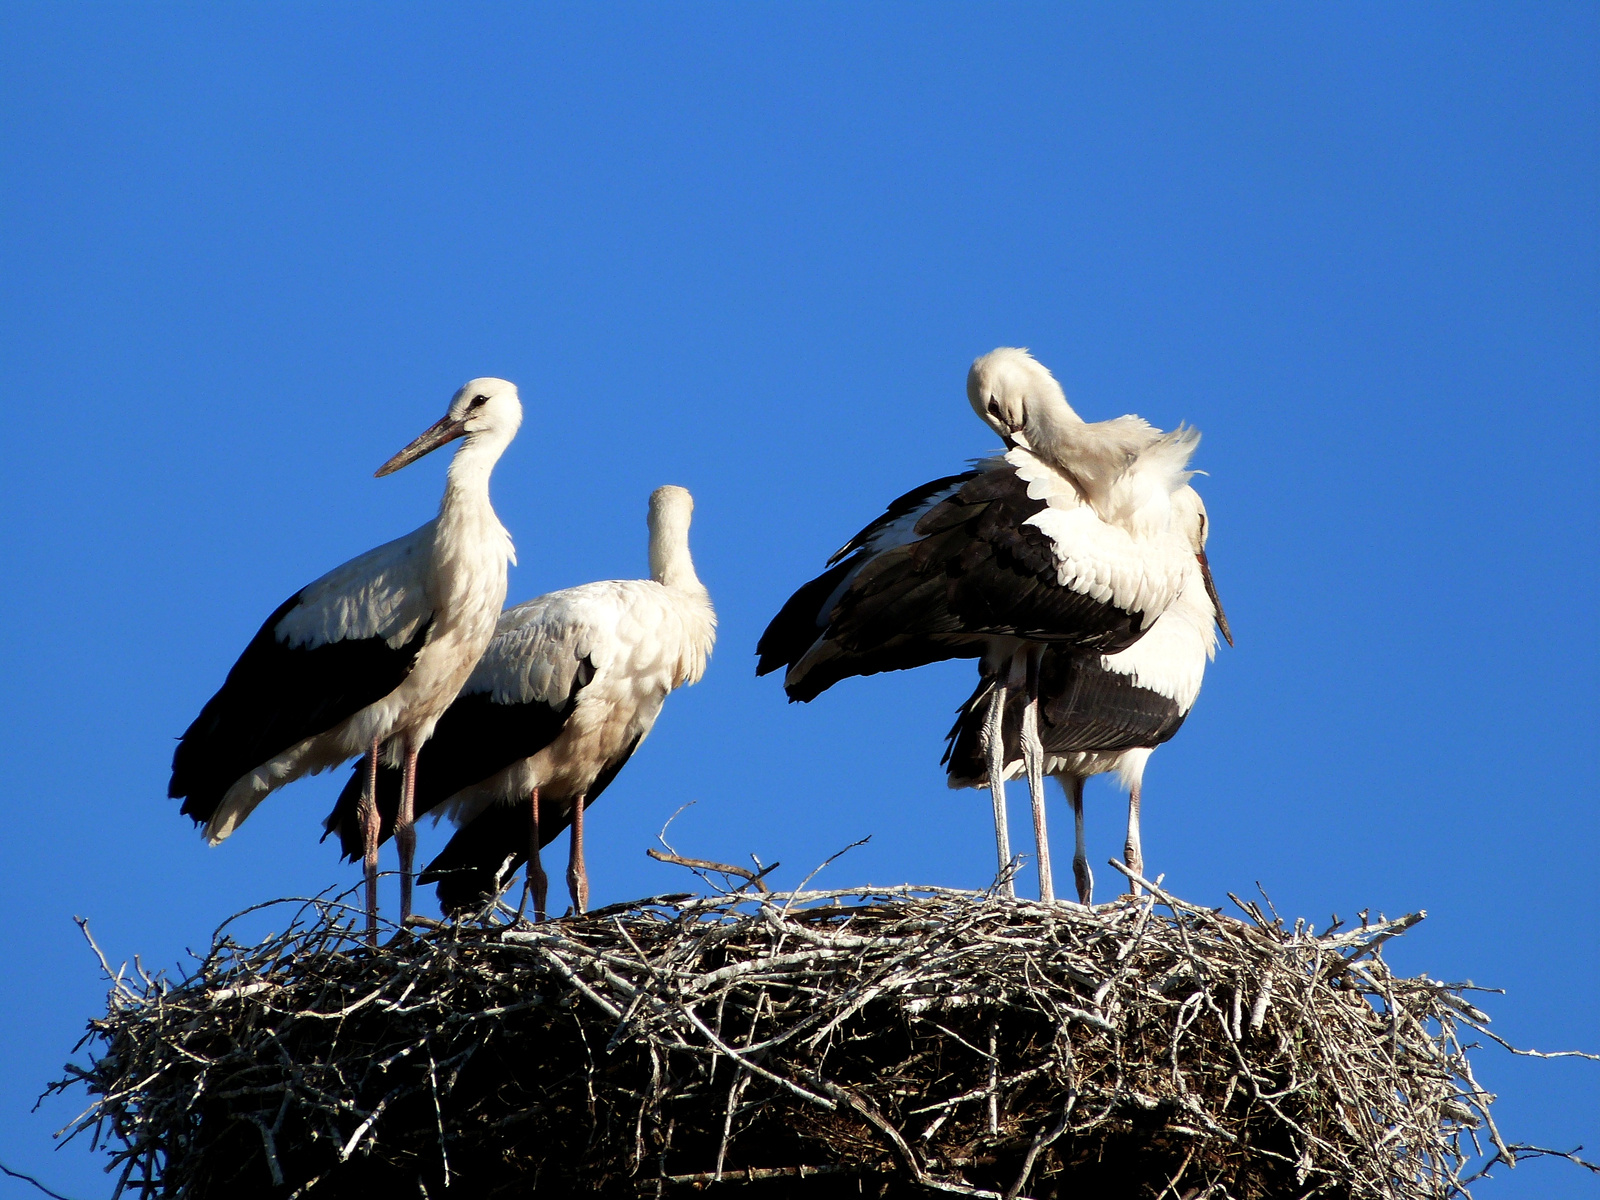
<box><xmin>759</xmin><ymin>348</ymin><xmax>1202</xmax><ymax>901</ymax></box>
<box><xmin>324</xmin><ymin>484</ymin><xmax>716</xmax><ymax>919</ymax></box>
<box><xmin>169</xmin><ymin>378</ymin><xmax>522</xmax><ymax>939</ymax></box>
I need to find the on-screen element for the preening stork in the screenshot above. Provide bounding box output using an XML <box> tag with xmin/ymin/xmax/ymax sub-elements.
<box><xmin>169</xmin><ymin>379</ymin><xmax>522</xmax><ymax>938</ymax></box>
<box><xmin>758</xmin><ymin>348</ymin><xmax>1201</xmax><ymax>900</ymax></box>
<box><xmin>944</xmin><ymin>486</ymin><xmax>1232</xmax><ymax>904</ymax></box>
<box><xmin>324</xmin><ymin>485</ymin><xmax>715</xmax><ymax>919</ymax></box>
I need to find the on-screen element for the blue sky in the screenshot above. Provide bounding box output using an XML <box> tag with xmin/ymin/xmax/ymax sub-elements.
<box><xmin>1</xmin><ymin>5</ymin><xmax>1595</xmax><ymax>1196</ymax></box>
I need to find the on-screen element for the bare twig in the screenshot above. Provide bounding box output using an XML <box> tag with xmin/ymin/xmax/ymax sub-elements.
<box><xmin>0</xmin><ymin>1159</ymin><xmax>80</xmax><ymax>1200</ymax></box>
<box><xmin>645</xmin><ymin>848</ymin><xmax>777</xmax><ymax>893</ymax></box>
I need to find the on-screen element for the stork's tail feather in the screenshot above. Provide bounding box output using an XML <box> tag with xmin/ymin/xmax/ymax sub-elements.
<box><xmin>419</xmin><ymin>802</ymin><xmax>539</xmax><ymax>915</ymax></box>
<box><xmin>943</xmin><ymin>674</ymin><xmax>995</xmax><ymax>790</ymax></box>
<box><xmin>755</xmin><ymin>559</ymin><xmax>854</xmax><ymax>683</ymax></box>
<box><xmin>321</xmin><ymin>763</ymin><xmax>405</xmax><ymax>862</ymax></box>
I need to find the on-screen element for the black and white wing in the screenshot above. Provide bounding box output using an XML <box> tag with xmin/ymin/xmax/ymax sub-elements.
<box><xmin>943</xmin><ymin>539</ymin><xmax>1225</xmax><ymax>786</ymax></box>
<box><xmin>170</xmin><ymin>527</ymin><xmax>437</xmax><ymax>833</ymax></box>
<box><xmin>323</xmin><ymin>588</ymin><xmax>600</xmax><ymax>860</ymax></box>
<box><xmin>756</xmin><ymin>470</ymin><xmax>976</xmax><ymax>688</ymax></box>
<box><xmin>760</xmin><ymin>448</ymin><xmax>1191</xmax><ymax>702</ymax></box>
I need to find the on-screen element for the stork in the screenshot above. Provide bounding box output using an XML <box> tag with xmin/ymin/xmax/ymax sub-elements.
<box><xmin>169</xmin><ymin>378</ymin><xmax>522</xmax><ymax>938</ymax></box>
<box><xmin>758</xmin><ymin>348</ymin><xmax>1200</xmax><ymax>900</ymax></box>
<box><xmin>324</xmin><ymin>485</ymin><xmax>715</xmax><ymax>919</ymax></box>
<box><xmin>944</xmin><ymin>486</ymin><xmax>1231</xmax><ymax>904</ymax></box>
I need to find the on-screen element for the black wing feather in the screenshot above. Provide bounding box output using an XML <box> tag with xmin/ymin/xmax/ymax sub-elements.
<box><xmin>773</xmin><ymin>465</ymin><xmax>1149</xmax><ymax>702</ymax></box>
<box><xmin>757</xmin><ymin>471</ymin><xmax>978</xmax><ymax>681</ymax></box>
<box><xmin>943</xmin><ymin>651</ymin><xmax>1187</xmax><ymax>784</ymax></box>
<box><xmin>170</xmin><ymin>591</ymin><xmax>431</xmax><ymax>826</ymax></box>
<box><xmin>755</xmin><ymin>558</ymin><xmax>855</xmax><ymax>678</ymax></box>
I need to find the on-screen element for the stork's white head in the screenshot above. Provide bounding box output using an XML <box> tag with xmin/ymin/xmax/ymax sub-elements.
<box><xmin>966</xmin><ymin>348</ymin><xmax>1079</xmax><ymax>450</ymax></box>
<box><xmin>376</xmin><ymin>377</ymin><xmax>523</xmax><ymax>477</ymax></box>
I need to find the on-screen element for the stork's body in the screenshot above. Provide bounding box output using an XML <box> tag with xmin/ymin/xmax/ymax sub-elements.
<box><xmin>326</xmin><ymin>486</ymin><xmax>715</xmax><ymax>917</ymax></box>
<box><xmin>169</xmin><ymin>379</ymin><xmax>522</xmax><ymax>936</ymax></box>
<box><xmin>945</xmin><ymin>488</ymin><xmax>1230</xmax><ymax>903</ymax></box>
<box><xmin>758</xmin><ymin>348</ymin><xmax>1201</xmax><ymax>899</ymax></box>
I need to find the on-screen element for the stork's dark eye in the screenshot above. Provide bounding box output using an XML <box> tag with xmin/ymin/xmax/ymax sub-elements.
<box><xmin>468</xmin><ymin>394</ymin><xmax>489</xmax><ymax>410</ymax></box>
<box><xmin>986</xmin><ymin>397</ymin><xmax>1001</xmax><ymax>418</ymax></box>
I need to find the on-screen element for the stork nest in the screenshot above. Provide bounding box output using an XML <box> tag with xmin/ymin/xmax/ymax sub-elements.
<box><xmin>54</xmin><ymin>874</ymin><xmax>1565</xmax><ymax>1199</ymax></box>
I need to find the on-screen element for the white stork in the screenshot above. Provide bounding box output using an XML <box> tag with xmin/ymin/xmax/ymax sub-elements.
<box><xmin>323</xmin><ymin>485</ymin><xmax>715</xmax><ymax>919</ymax></box>
<box><xmin>169</xmin><ymin>378</ymin><xmax>522</xmax><ymax>936</ymax></box>
<box><xmin>758</xmin><ymin>348</ymin><xmax>1200</xmax><ymax>900</ymax></box>
<box><xmin>944</xmin><ymin>485</ymin><xmax>1232</xmax><ymax>903</ymax></box>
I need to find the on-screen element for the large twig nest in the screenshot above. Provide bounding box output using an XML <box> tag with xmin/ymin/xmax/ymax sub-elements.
<box><xmin>56</xmin><ymin>877</ymin><xmax>1543</xmax><ymax>1198</ymax></box>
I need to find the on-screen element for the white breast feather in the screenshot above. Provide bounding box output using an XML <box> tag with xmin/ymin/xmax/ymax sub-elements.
<box><xmin>1096</xmin><ymin>552</ymin><xmax>1218</xmax><ymax>708</ymax></box>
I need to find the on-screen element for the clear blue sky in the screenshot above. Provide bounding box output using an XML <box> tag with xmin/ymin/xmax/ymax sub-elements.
<box><xmin>1</xmin><ymin>5</ymin><xmax>1595</xmax><ymax>1196</ymax></box>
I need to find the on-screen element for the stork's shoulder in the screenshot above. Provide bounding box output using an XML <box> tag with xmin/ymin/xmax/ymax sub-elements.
<box><xmin>273</xmin><ymin>521</ymin><xmax>437</xmax><ymax>651</ymax></box>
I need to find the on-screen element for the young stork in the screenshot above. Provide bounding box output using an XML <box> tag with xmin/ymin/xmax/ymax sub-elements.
<box><xmin>944</xmin><ymin>486</ymin><xmax>1231</xmax><ymax>903</ymax></box>
<box><xmin>169</xmin><ymin>379</ymin><xmax>522</xmax><ymax>937</ymax></box>
<box><xmin>758</xmin><ymin>348</ymin><xmax>1200</xmax><ymax>900</ymax></box>
<box><xmin>323</xmin><ymin>485</ymin><xmax>715</xmax><ymax>918</ymax></box>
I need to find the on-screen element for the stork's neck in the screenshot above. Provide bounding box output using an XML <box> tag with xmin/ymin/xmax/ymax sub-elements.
<box><xmin>432</xmin><ymin>429</ymin><xmax>518</xmax><ymax>577</ymax></box>
<box><xmin>441</xmin><ymin>430</ymin><xmax>512</xmax><ymax>509</ymax></box>
<box><xmin>1024</xmin><ymin>405</ymin><xmax>1158</xmax><ymax>515</ymax></box>
<box><xmin>649</xmin><ymin>515</ymin><xmax>705</xmax><ymax>595</ymax></box>
<box><xmin>1024</xmin><ymin>397</ymin><xmax>1084</xmax><ymax>458</ymax></box>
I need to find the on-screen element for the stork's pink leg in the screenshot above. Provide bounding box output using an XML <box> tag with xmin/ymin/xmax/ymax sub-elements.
<box><xmin>358</xmin><ymin>735</ymin><xmax>382</xmax><ymax>945</ymax></box>
<box><xmin>566</xmin><ymin>795</ymin><xmax>589</xmax><ymax>915</ymax></box>
<box><xmin>528</xmin><ymin>787</ymin><xmax>549</xmax><ymax>922</ymax></box>
<box><xmin>396</xmin><ymin>740</ymin><xmax>419</xmax><ymax>925</ymax></box>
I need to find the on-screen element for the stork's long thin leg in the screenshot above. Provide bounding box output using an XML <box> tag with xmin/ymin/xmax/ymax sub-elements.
<box><xmin>566</xmin><ymin>795</ymin><xmax>589</xmax><ymax>915</ymax></box>
<box><xmin>1019</xmin><ymin>648</ymin><xmax>1052</xmax><ymax>903</ymax></box>
<box><xmin>358</xmin><ymin>735</ymin><xmax>382</xmax><ymax>945</ymax></box>
<box><xmin>1067</xmin><ymin>775</ymin><xmax>1093</xmax><ymax>906</ymax></box>
<box><xmin>396</xmin><ymin>740</ymin><xmax>419</xmax><ymax>925</ymax></box>
<box><xmin>980</xmin><ymin>672</ymin><xmax>1015</xmax><ymax>898</ymax></box>
<box><xmin>1124</xmin><ymin>778</ymin><xmax>1144</xmax><ymax>897</ymax></box>
<box><xmin>527</xmin><ymin>787</ymin><xmax>549</xmax><ymax>922</ymax></box>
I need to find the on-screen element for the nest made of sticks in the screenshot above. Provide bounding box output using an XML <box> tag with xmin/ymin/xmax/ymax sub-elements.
<box><xmin>55</xmin><ymin>873</ymin><xmax>1549</xmax><ymax>1200</ymax></box>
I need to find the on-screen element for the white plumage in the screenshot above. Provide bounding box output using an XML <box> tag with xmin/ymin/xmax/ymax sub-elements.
<box><xmin>170</xmin><ymin>377</ymin><xmax>522</xmax><ymax>936</ymax></box>
<box><xmin>324</xmin><ymin>485</ymin><xmax>715</xmax><ymax>918</ymax></box>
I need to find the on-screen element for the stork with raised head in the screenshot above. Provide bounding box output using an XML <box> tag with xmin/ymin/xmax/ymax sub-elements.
<box><xmin>944</xmin><ymin>485</ymin><xmax>1231</xmax><ymax>904</ymax></box>
<box><xmin>758</xmin><ymin>348</ymin><xmax>1201</xmax><ymax>900</ymax></box>
<box><xmin>169</xmin><ymin>379</ymin><xmax>522</xmax><ymax>938</ymax></box>
<box><xmin>324</xmin><ymin>485</ymin><xmax>716</xmax><ymax>919</ymax></box>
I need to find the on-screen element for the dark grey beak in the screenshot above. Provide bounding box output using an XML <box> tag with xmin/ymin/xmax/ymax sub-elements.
<box><xmin>1197</xmin><ymin>550</ymin><xmax>1233</xmax><ymax>647</ymax></box>
<box><xmin>375</xmin><ymin>414</ymin><xmax>467</xmax><ymax>477</ymax></box>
